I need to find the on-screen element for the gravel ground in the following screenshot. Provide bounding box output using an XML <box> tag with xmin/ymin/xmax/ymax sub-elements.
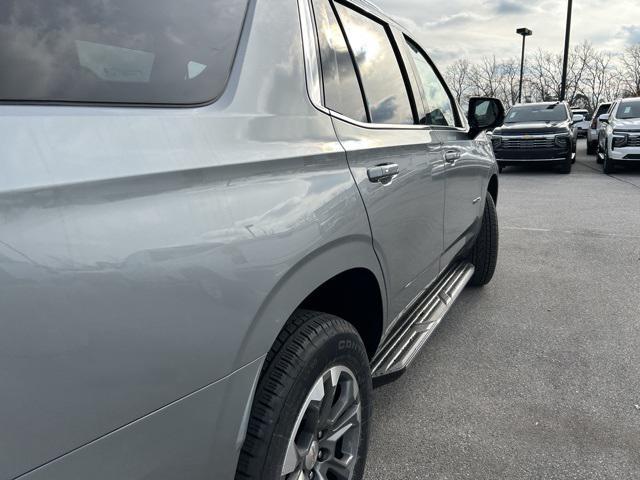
<box><xmin>365</xmin><ymin>141</ymin><xmax>640</xmax><ymax>480</ymax></box>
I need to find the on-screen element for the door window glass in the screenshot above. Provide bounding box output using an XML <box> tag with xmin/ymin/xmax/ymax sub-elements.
<box><xmin>334</xmin><ymin>3</ymin><xmax>414</xmax><ymax>125</ymax></box>
<box><xmin>406</xmin><ymin>38</ymin><xmax>457</xmax><ymax>127</ymax></box>
<box><xmin>312</xmin><ymin>0</ymin><xmax>367</xmax><ymax>122</ymax></box>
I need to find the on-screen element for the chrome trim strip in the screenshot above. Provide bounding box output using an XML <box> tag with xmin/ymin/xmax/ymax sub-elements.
<box><xmin>497</xmin><ymin>157</ymin><xmax>566</xmax><ymax>162</ymax></box>
<box><xmin>330</xmin><ymin>109</ymin><xmax>429</xmax><ymax>131</ymax></box>
<box><xmin>493</xmin><ymin>134</ymin><xmax>558</xmax><ymax>140</ymax></box>
<box><xmin>297</xmin><ymin>0</ymin><xmax>327</xmax><ymax>112</ymax></box>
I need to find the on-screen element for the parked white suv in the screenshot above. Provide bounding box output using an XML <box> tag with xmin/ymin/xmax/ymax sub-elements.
<box><xmin>571</xmin><ymin>108</ymin><xmax>590</xmax><ymax>137</ymax></box>
<box><xmin>587</xmin><ymin>102</ymin><xmax>612</xmax><ymax>156</ymax></box>
<box><xmin>598</xmin><ymin>97</ymin><xmax>640</xmax><ymax>173</ymax></box>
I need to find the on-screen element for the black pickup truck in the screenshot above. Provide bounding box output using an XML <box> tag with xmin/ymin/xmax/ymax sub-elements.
<box><xmin>490</xmin><ymin>101</ymin><xmax>576</xmax><ymax>174</ymax></box>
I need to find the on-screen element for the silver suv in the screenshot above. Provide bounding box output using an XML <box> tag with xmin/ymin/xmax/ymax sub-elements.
<box><xmin>0</xmin><ymin>1</ymin><xmax>504</xmax><ymax>479</ymax></box>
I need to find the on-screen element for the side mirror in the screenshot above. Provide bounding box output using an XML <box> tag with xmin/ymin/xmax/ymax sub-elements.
<box><xmin>598</xmin><ymin>114</ymin><xmax>610</xmax><ymax>124</ymax></box>
<box><xmin>572</xmin><ymin>114</ymin><xmax>585</xmax><ymax>124</ymax></box>
<box><xmin>468</xmin><ymin>97</ymin><xmax>505</xmax><ymax>137</ymax></box>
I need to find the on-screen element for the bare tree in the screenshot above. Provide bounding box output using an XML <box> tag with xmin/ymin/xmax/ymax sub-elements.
<box><xmin>528</xmin><ymin>49</ymin><xmax>562</xmax><ymax>102</ymax></box>
<box><xmin>620</xmin><ymin>44</ymin><xmax>640</xmax><ymax>97</ymax></box>
<box><xmin>527</xmin><ymin>45</ymin><xmax>589</xmax><ymax>105</ymax></box>
<box><xmin>496</xmin><ymin>58</ymin><xmax>521</xmax><ymax>107</ymax></box>
<box><xmin>469</xmin><ymin>56</ymin><xmax>501</xmax><ymax>98</ymax></box>
<box><xmin>581</xmin><ymin>48</ymin><xmax>621</xmax><ymax>110</ymax></box>
<box><xmin>441</xmin><ymin>42</ymin><xmax>639</xmax><ymax>113</ymax></box>
<box><xmin>444</xmin><ymin>58</ymin><xmax>472</xmax><ymax>104</ymax></box>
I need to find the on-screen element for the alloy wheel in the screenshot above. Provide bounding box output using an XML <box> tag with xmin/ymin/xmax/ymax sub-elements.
<box><xmin>281</xmin><ymin>366</ymin><xmax>362</xmax><ymax>480</ymax></box>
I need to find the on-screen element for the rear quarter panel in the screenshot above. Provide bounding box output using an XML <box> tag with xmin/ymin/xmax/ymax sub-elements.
<box><xmin>0</xmin><ymin>0</ymin><xmax>382</xmax><ymax>478</ymax></box>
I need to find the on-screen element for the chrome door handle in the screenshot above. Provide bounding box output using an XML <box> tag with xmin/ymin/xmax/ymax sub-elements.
<box><xmin>444</xmin><ymin>150</ymin><xmax>461</xmax><ymax>164</ymax></box>
<box><xmin>367</xmin><ymin>163</ymin><xmax>399</xmax><ymax>183</ymax></box>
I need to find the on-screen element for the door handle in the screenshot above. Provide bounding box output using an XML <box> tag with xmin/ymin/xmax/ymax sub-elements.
<box><xmin>367</xmin><ymin>163</ymin><xmax>399</xmax><ymax>183</ymax></box>
<box><xmin>444</xmin><ymin>150</ymin><xmax>461</xmax><ymax>164</ymax></box>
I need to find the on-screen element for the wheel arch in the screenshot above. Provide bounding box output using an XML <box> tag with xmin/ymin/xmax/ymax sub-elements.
<box><xmin>298</xmin><ymin>267</ymin><xmax>384</xmax><ymax>359</ymax></box>
<box><xmin>488</xmin><ymin>174</ymin><xmax>499</xmax><ymax>205</ymax></box>
<box><xmin>235</xmin><ymin>236</ymin><xmax>388</xmax><ymax>368</ymax></box>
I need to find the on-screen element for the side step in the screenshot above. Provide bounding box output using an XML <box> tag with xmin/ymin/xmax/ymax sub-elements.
<box><xmin>371</xmin><ymin>262</ymin><xmax>475</xmax><ymax>381</ymax></box>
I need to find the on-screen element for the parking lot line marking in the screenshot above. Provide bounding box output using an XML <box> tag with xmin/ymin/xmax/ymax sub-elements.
<box><xmin>503</xmin><ymin>226</ymin><xmax>640</xmax><ymax>239</ymax></box>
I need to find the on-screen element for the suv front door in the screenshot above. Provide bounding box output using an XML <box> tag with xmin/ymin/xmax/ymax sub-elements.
<box><xmin>404</xmin><ymin>37</ymin><xmax>485</xmax><ymax>266</ymax></box>
<box><xmin>312</xmin><ymin>0</ymin><xmax>445</xmax><ymax>321</ymax></box>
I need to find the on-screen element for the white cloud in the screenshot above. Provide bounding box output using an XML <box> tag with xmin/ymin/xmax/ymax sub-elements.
<box><xmin>372</xmin><ymin>0</ymin><xmax>640</xmax><ymax>67</ymax></box>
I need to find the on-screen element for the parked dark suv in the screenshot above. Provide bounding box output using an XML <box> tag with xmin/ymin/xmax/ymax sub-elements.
<box><xmin>491</xmin><ymin>102</ymin><xmax>576</xmax><ymax>173</ymax></box>
<box><xmin>0</xmin><ymin>0</ymin><xmax>504</xmax><ymax>479</ymax></box>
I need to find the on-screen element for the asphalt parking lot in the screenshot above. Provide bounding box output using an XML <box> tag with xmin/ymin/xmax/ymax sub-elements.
<box><xmin>366</xmin><ymin>140</ymin><xmax>640</xmax><ymax>480</ymax></box>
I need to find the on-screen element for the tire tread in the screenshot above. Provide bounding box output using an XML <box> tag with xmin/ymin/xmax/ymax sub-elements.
<box><xmin>235</xmin><ymin>310</ymin><xmax>368</xmax><ymax>480</ymax></box>
<box><xmin>469</xmin><ymin>194</ymin><xmax>499</xmax><ymax>286</ymax></box>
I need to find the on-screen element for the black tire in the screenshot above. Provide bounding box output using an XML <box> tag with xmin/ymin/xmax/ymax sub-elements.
<box><xmin>603</xmin><ymin>148</ymin><xmax>615</xmax><ymax>174</ymax></box>
<box><xmin>557</xmin><ymin>153</ymin><xmax>572</xmax><ymax>174</ymax></box>
<box><xmin>587</xmin><ymin>141</ymin><xmax>596</xmax><ymax>155</ymax></box>
<box><xmin>596</xmin><ymin>142</ymin><xmax>604</xmax><ymax>164</ymax></box>
<box><xmin>469</xmin><ymin>194</ymin><xmax>499</xmax><ymax>287</ymax></box>
<box><xmin>236</xmin><ymin>310</ymin><xmax>372</xmax><ymax>480</ymax></box>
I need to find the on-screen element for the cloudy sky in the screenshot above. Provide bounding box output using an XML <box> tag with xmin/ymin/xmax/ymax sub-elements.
<box><xmin>374</xmin><ymin>0</ymin><xmax>640</xmax><ymax>67</ymax></box>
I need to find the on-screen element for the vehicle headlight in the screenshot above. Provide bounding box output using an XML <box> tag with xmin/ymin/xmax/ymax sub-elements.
<box><xmin>554</xmin><ymin>134</ymin><xmax>570</xmax><ymax>148</ymax></box>
<box><xmin>612</xmin><ymin>131</ymin><xmax>629</xmax><ymax>148</ymax></box>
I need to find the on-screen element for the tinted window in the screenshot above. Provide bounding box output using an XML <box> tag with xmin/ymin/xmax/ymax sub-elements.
<box><xmin>312</xmin><ymin>0</ymin><xmax>367</xmax><ymax>122</ymax></box>
<box><xmin>406</xmin><ymin>38</ymin><xmax>456</xmax><ymax>127</ymax></box>
<box><xmin>616</xmin><ymin>99</ymin><xmax>640</xmax><ymax>119</ymax></box>
<box><xmin>334</xmin><ymin>3</ymin><xmax>413</xmax><ymax>125</ymax></box>
<box><xmin>596</xmin><ymin>104</ymin><xmax>611</xmax><ymax>117</ymax></box>
<box><xmin>0</xmin><ymin>0</ymin><xmax>249</xmax><ymax>104</ymax></box>
<box><xmin>505</xmin><ymin>104</ymin><xmax>569</xmax><ymax>123</ymax></box>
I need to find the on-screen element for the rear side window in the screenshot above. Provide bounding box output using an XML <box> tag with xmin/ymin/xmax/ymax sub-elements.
<box><xmin>312</xmin><ymin>0</ymin><xmax>367</xmax><ymax>122</ymax></box>
<box><xmin>0</xmin><ymin>0</ymin><xmax>249</xmax><ymax>105</ymax></box>
<box><xmin>333</xmin><ymin>3</ymin><xmax>414</xmax><ymax>125</ymax></box>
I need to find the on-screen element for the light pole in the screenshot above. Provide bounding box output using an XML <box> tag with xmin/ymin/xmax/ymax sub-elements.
<box><xmin>560</xmin><ymin>0</ymin><xmax>573</xmax><ymax>101</ymax></box>
<box><xmin>517</xmin><ymin>28</ymin><xmax>533</xmax><ymax>104</ymax></box>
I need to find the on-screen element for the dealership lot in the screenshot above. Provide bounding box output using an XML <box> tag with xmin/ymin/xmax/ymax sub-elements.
<box><xmin>366</xmin><ymin>141</ymin><xmax>640</xmax><ymax>479</ymax></box>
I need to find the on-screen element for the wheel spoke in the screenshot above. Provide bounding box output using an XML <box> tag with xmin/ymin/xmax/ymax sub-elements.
<box><xmin>282</xmin><ymin>378</ymin><xmax>325</xmax><ymax>476</ymax></box>
<box><xmin>285</xmin><ymin>467</ymin><xmax>308</xmax><ymax>480</ymax></box>
<box><xmin>324</xmin><ymin>402</ymin><xmax>359</xmax><ymax>447</ymax></box>
<box><xmin>317</xmin><ymin>455</ymin><xmax>355</xmax><ymax>480</ymax></box>
<box><xmin>282</xmin><ymin>442</ymin><xmax>305</xmax><ymax>476</ymax></box>
<box><xmin>316</xmin><ymin>370</ymin><xmax>339</xmax><ymax>430</ymax></box>
<box><xmin>325</xmin><ymin>378</ymin><xmax>359</xmax><ymax>431</ymax></box>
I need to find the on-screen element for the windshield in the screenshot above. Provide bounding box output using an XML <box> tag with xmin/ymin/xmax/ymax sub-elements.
<box><xmin>0</xmin><ymin>0</ymin><xmax>249</xmax><ymax>104</ymax></box>
<box><xmin>596</xmin><ymin>104</ymin><xmax>611</xmax><ymax>117</ymax></box>
<box><xmin>505</xmin><ymin>104</ymin><xmax>569</xmax><ymax>123</ymax></box>
<box><xmin>616</xmin><ymin>100</ymin><xmax>640</xmax><ymax>120</ymax></box>
<box><xmin>572</xmin><ymin>110</ymin><xmax>590</xmax><ymax>120</ymax></box>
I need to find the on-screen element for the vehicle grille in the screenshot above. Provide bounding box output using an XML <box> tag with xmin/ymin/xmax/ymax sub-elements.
<box><xmin>627</xmin><ymin>135</ymin><xmax>640</xmax><ymax>147</ymax></box>
<box><xmin>501</xmin><ymin>137</ymin><xmax>555</xmax><ymax>149</ymax></box>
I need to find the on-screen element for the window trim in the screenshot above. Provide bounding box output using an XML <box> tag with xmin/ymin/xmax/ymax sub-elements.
<box><xmin>300</xmin><ymin>0</ymin><xmax>328</xmax><ymax>111</ymax></box>
<box><xmin>0</xmin><ymin>0</ymin><xmax>252</xmax><ymax>109</ymax></box>
<box><xmin>402</xmin><ymin>34</ymin><xmax>466</xmax><ymax>131</ymax></box>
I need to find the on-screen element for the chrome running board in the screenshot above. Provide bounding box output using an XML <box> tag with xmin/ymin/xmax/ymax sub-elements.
<box><xmin>371</xmin><ymin>262</ymin><xmax>475</xmax><ymax>380</ymax></box>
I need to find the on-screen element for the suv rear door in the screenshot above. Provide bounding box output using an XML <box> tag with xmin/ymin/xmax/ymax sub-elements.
<box><xmin>312</xmin><ymin>0</ymin><xmax>445</xmax><ymax>321</ymax></box>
